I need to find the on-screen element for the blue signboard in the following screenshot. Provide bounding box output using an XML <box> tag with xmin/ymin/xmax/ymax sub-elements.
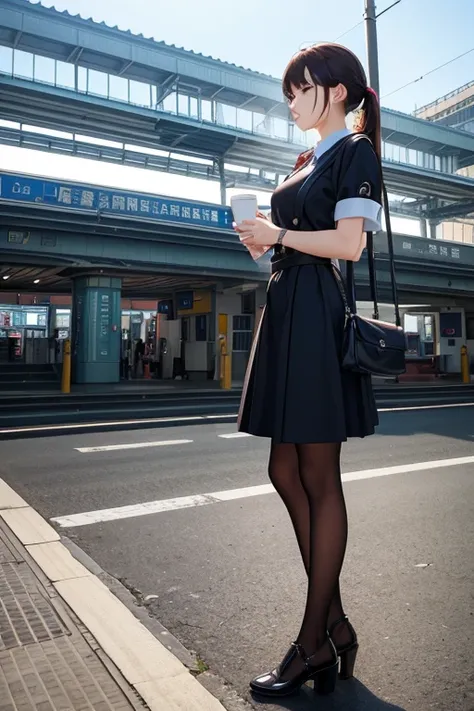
<box><xmin>177</xmin><ymin>291</ymin><xmax>194</xmax><ymax>310</ymax></box>
<box><xmin>0</xmin><ymin>173</ymin><xmax>233</xmax><ymax>231</ymax></box>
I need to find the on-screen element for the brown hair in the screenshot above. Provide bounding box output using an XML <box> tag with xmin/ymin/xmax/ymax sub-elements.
<box><xmin>282</xmin><ymin>43</ymin><xmax>381</xmax><ymax>157</ymax></box>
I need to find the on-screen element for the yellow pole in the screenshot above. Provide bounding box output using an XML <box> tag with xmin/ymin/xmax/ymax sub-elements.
<box><xmin>460</xmin><ymin>345</ymin><xmax>470</xmax><ymax>384</ymax></box>
<box><xmin>61</xmin><ymin>339</ymin><xmax>71</xmax><ymax>394</ymax></box>
<box><xmin>219</xmin><ymin>334</ymin><xmax>232</xmax><ymax>390</ymax></box>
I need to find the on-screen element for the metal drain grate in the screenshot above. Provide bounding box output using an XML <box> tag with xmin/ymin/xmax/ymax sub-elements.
<box><xmin>0</xmin><ymin>635</ymin><xmax>139</xmax><ymax>711</ymax></box>
<box><xmin>0</xmin><ymin>562</ymin><xmax>69</xmax><ymax>651</ymax></box>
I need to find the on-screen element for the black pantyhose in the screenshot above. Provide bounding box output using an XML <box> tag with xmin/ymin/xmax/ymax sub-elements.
<box><xmin>268</xmin><ymin>441</ymin><xmax>352</xmax><ymax>678</ymax></box>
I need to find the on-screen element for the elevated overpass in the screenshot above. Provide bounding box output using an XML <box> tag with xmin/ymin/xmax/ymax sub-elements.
<box><xmin>1</xmin><ymin>171</ymin><xmax>473</xmax><ymax>305</ymax></box>
<box><xmin>0</xmin><ymin>0</ymin><xmax>473</xmax><ymax>221</ymax></box>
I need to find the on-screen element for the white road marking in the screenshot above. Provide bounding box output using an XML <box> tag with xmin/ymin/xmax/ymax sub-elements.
<box><xmin>50</xmin><ymin>454</ymin><xmax>474</xmax><ymax>528</ymax></box>
<box><xmin>1</xmin><ymin>401</ymin><xmax>473</xmax><ymax>435</ymax></box>
<box><xmin>75</xmin><ymin>439</ymin><xmax>192</xmax><ymax>453</ymax></box>
<box><xmin>378</xmin><ymin>402</ymin><xmax>474</xmax><ymax>413</ymax></box>
<box><xmin>218</xmin><ymin>432</ymin><xmax>252</xmax><ymax>439</ymax></box>
<box><xmin>0</xmin><ymin>413</ymin><xmax>236</xmax><ymax>435</ymax></box>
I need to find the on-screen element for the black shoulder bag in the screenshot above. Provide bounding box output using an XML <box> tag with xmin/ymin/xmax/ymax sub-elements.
<box><xmin>295</xmin><ymin>134</ymin><xmax>406</xmax><ymax>378</ymax></box>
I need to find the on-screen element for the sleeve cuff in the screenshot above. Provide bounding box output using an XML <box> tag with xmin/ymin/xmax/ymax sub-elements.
<box><xmin>334</xmin><ymin>197</ymin><xmax>382</xmax><ymax>232</ymax></box>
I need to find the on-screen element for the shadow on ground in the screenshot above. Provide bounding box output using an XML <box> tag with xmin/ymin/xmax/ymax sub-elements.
<box><xmin>250</xmin><ymin>677</ymin><xmax>406</xmax><ymax>710</ymax></box>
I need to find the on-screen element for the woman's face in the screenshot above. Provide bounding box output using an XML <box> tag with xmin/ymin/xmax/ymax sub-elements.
<box><xmin>287</xmin><ymin>68</ymin><xmax>328</xmax><ymax>132</ymax></box>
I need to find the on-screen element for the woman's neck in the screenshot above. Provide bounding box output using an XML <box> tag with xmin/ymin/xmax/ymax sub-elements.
<box><xmin>317</xmin><ymin>116</ymin><xmax>347</xmax><ymax>141</ymax></box>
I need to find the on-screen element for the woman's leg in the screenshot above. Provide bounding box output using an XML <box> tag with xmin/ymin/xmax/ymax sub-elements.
<box><xmin>268</xmin><ymin>442</ymin><xmax>310</xmax><ymax>574</ymax></box>
<box><xmin>294</xmin><ymin>442</ymin><xmax>348</xmax><ymax>659</ymax></box>
<box><xmin>268</xmin><ymin>442</ymin><xmax>353</xmax><ymax>655</ymax></box>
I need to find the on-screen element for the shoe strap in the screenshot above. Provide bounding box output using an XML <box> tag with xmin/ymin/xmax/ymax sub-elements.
<box><xmin>328</xmin><ymin>615</ymin><xmax>349</xmax><ymax>637</ymax></box>
<box><xmin>297</xmin><ymin>637</ymin><xmax>337</xmax><ymax>669</ymax></box>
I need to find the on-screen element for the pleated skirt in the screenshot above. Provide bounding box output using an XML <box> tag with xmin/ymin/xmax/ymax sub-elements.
<box><xmin>238</xmin><ymin>263</ymin><xmax>379</xmax><ymax>443</ymax></box>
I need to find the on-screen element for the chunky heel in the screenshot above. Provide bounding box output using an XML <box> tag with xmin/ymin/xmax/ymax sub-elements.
<box><xmin>328</xmin><ymin>615</ymin><xmax>359</xmax><ymax>680</ymax></box>
<box><xmin>313</xmin><ymin>661</ymin><xmax>338</xmax><ymax>695</ymax></box>
<box><xmin>339</xmin><ymin>643</ymin><xmax>358</xmax><ymax>680</ymax></box>
<box><xmin>250</xmin><ymin>636</ymin><xmax>338</xmax><ymax>698</ymax></box>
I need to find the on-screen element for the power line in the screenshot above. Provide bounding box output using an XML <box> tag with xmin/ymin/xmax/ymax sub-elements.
<box><xmin>376</xmin><ymin>0</ymin><xmax>402</xmax><ymax>18</ymax></box>
<box><xmin>333</xmin><ymin>0</ymin><xmax>403</xmax><ymax>43</ymax></box>
<box><xmin>333</xmin><ymin>19</ymin><xmax>364</xmax><ymax>42</ymax></box>
<box><xmin>382</xmin><ymin>47</ymin><xmax>474</xmax><ymax>98</ymax></box>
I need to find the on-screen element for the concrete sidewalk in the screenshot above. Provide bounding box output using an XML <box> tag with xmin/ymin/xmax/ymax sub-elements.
<box><xmin>0</xmin><ymin>479</ymin><xmax>228</xmax><ymax>711</ymax></box>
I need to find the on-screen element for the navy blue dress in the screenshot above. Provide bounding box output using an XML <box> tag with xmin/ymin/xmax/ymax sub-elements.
<box><xmin>238</xmin><ymin>131</ymin><xmax>382</xmax><ymax>444</ymax></box>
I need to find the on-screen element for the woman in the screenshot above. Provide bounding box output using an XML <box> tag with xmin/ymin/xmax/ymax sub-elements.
<box><xmin>235</xmin><ymin>43</ymin><xmax>383</xmax><ymax>698</ymax></box>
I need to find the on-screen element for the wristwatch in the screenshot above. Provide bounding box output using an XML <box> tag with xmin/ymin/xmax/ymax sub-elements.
<box><xmin>276</xmin><ymin>229</ymin><xmax>287</xmax><ymax>246</ymax></box>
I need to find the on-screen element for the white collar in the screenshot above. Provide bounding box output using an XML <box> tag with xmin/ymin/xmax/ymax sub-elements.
<box><xmin>314</xmin><ymin>128</ymin><xmax>352</xmax><ymax>160</ymax></box>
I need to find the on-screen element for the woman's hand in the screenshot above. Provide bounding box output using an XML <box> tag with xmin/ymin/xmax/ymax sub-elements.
<box><xmin>235</xmin><ymin>217</ymin><xmax>280</xmax><ymax>248</ymax></box>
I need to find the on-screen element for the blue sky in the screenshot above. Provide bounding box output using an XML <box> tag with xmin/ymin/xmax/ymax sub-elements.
<box><xmin>34</xmin><ymin>0</ymin><xmax>473</xmax><ymax>113</ymax></box>
<box><xmin>0</xmin><ymin>0</ymin><xmax>470</xmax><ymax>219</ymax></box>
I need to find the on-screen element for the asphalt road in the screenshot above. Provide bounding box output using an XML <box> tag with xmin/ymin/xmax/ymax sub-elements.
<box><xmin>0</xmin><ymin>403</ymin><xmax>473</xmax><ymax>711</ymax></box>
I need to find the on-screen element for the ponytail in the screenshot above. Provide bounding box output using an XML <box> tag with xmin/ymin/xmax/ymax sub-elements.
<box><xmin>354</xmin><ymin>87</ymin><xmax>381</xmax><ymax>159</ymax></box>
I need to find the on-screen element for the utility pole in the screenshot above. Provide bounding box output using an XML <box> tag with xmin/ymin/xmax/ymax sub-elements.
<box><xmin>364</xmin><ymin>0</ymin><xmax>380</xmax><ymax>97</ymax></box>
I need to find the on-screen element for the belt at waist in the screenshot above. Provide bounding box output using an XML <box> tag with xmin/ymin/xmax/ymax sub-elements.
<box><xmin>271</xmin><ymin>252</ymin><xmax>332</xmax><ymax>273</ymax></box>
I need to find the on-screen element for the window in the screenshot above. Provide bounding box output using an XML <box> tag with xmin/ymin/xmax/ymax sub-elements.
<box><xmin>0</xmin><ymin>47</ymin><xmax>13</xmax><ymax>75</ymax></box>
<box><xmin>241</xmin><ymin>291</ymin><xmax>256</xmax><ymax>315</ymax></box>
<box><xmin>33</xmin><ymin>55</ymin><xmax>55</xmax><ymax>84</ymax></box>
<box><xmin>195</xmin><ymin>315</ymin><xmax>207</xmax><ymax>342</ymax></box>
<box><xmin>232</xmin><ymin>315</ymin><xmax>253</xmax><ymax>352</ymax></box>
<box><xmin>56</xmin><ymin>60</ymin><xmax>75</xmax><ymax>89</ymax></box>
<box><xmin>13</xmin><ymin>50</ymin><xmax>34</xmax><ymax>80</ymax></box>
<box><xmin>466</xmin><ymin>316</ymin><xmax>474</xmax><ymax>341</ymax></box>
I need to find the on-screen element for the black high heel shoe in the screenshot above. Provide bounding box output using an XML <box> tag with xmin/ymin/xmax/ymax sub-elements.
<box><xmin>328</xmin><ymin>615</ymin><xmax>359</xmax><ymax>680</ymax></box>
<box><xmin>249</xmin><ymin>636</ymin><xmax>338</xmax><ymax>698</ymax></box>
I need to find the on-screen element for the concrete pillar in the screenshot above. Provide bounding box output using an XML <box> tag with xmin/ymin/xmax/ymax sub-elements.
<box><xmin>71</xmin><ymin>275</ymin><xmax>122</xmax><ymax>383</ymax></box>
<box><xmin>218</xmin><ymin>158</ymin><xmax>226</xmax><ymax>206</ymax></box>
<box><xmin>429</xmin><ymin>220</ymin><xmax>438</xmax><ymax>240</ymax></box>
<box><xmin>420</xmin><ymin>218</ymin><xmax>428</xmax><ymax>239</ymax></box>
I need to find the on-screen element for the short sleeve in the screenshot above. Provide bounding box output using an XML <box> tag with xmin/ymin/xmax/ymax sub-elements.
<box><xmin>334</xmin><ymin>137</ymin><xmax>382</xmax><ymax>232</ymax></box>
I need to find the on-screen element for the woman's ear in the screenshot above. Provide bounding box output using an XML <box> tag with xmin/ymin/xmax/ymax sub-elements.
<box><xmin>331</xmin><ymin>83</ymin><xmax>348</xmax><ymax>104</ymax></box>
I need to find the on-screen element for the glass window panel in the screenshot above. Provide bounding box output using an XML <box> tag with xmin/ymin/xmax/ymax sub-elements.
<box><xmin>56</xmin><ymin>61</ymin><xmax>75</xmax><ymax>89</ymax></box>
<box><xmin>201</xmin><ymin>99</ymin><xmax>213</xmax><ymax>121</ymax></box>
<box><xmin>109</xmin><ymin>74</ymin><xmax>129</xmax><ymax>102</ymax></box>
<box><xmin>87</xmin><ymin>69</ymin><xmax>108</xmax><ymax>97</ymax></box>
<box><xmin>216</xmin><ymin>103</ymin><xmax>237</xmax><ymax>127</ymax></box>
<box><xmin>0</xmin><ymin>46</ymin><xmax>13</xmax><ymax>75</ymax></box>
<box><xmin>13</xmin><ymin>50</ymin><xmax>34</xmax><ymax>80</ymax></box>
<box><xmin>273</xmin><ymin>117</ymin><xmax>288</xmax><ymax>140</ymax></box>
<box><xmin>236</xmin><ymin>108</ymin><xmax>253</xmax><ymax>132</ymax></box>
<box><xmin>162</xmin><ymin>92</ymin><xmax>177</xmax><ymax>113</ymax></box>
<box><xmin>77</xmin><ymin>66</ymin><xmax>87</xmax><ymax>92</ymax></box>
<box><xmin>129</xmin><ymin>79</ymin><xmax>151</xmax><ymax>107</ymax></box>
<box><xmin>408</xmin><ymin>148</ymin><xmax>417</xmax><ymax>165</ymax></box>
<box><xmin>177</xmin><ymin>93</ymin><xmax>188</xmax><ymax>115</ymax></box>
<box><xmin>33</xmin><ymin>54</ymin><xmax>55</xmax><ymax>84</ymax></box>
<box><xmin>189</xmin><ymin>96</ymin><xmax>199</xmax><ymax>119</ymax></box>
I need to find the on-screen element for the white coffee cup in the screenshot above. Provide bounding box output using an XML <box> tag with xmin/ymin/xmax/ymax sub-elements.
<box><xmin>230</xmin><ymin>194</ymin><xmax>258</xmax><ymax>225</ymax></box>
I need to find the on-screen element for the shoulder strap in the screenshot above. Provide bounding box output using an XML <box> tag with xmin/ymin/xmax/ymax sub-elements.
<box><xmin>293</xmin><ymin>132</ymin><xmax>401</xmax><ymax>328</ymax></box>
<box><xmin>342</xmin><ymin>135</ymin><xmax>401</xmax><ymax>328</ymax></box>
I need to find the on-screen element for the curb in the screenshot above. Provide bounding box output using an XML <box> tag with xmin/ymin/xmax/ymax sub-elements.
<box><xmin>0</xmin><ymin>477</ymin><xmax>233</xmax><ymax>711</ymax></box>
